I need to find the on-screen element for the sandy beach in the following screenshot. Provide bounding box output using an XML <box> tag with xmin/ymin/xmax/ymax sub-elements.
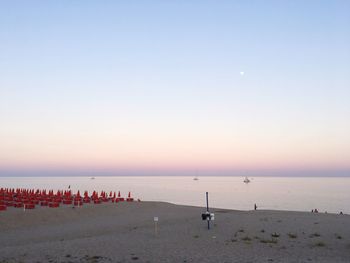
<box><xmin>1</xmin><ymin>202</ymin><xmax>350</xmax><ymax>263</ymax></box>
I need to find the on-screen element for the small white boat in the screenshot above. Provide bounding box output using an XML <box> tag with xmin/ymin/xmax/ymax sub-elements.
<box><xmin>243</xmin><ymin>177</ymin><xmax>250</xmax><ymax>183</ymax></box>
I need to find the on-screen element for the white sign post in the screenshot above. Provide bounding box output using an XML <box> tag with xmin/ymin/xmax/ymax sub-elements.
<box><xmin>154</xmin><ymin>217</ymin><xmax>158</xmax><ymax>236</ymax></box>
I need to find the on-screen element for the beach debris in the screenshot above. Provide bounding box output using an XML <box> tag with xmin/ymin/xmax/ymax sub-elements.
<box><xmin>335</xmin><ymin>234</ymin><xmax>342</xmax><ymax>239</ymax></box>
<box><xmin>313</xmin><ymin>241</ymin><xmax>326</xmax><ymax>247</ymax></box>
<box><xmin>271</xmin><ymin>232</ymin><xmax>280</xmax><ymax>238</ymax></box>
<box><xmin>279</xmin><ymin>246</ymin><xmax>287</xmax><ymax>250</ymax></box>
<box><xmin>234</xmin><ymin>229</ymin><xmax>245</xmax><ymax>237</ymax></box>
<box><xmin>309</xmin><ymin>233</ymin><xmax>321</xmax><ymax>238</ymax></box>
<box><xmin>288</xmin><ymin>233</ymin><xmax>298</xmax><ymax>239</ymax></box>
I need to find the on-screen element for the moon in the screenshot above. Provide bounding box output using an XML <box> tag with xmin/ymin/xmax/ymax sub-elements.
<box><xmin>240</xmin><ymin>71</ymin><xmax>245</xmax><ymax>76</ymax></box>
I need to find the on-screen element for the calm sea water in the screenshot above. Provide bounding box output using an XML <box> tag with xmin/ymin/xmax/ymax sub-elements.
<box><xmin>1</xmin><ymin>176</ymin><xmax>349</xmax><ymax>214</ymax></box>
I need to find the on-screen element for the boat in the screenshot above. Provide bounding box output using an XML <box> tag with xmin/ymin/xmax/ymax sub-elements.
<box><xmin>90</xmin><ymin>177</ymin><xmax>95</xmax><ymax>180</ymax></box>
<box><xmin>193</xmin><ymin>177</ymin><xmax>199</xmax><ymax>181</ymax></box>
<box><xmin>243</xmin><ymin>177</ymin><xmax>250</xmax><ymax>183</ymax></box>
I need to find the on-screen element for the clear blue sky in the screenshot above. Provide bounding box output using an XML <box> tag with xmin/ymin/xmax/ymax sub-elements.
<box><xmin>0</xmin><ymin>1</ymin><xmax>349</xmax><ymax>176</ymax></box>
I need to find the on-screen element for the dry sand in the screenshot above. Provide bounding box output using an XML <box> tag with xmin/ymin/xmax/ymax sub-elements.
<box><xmin>0</xmin><ymin>202</ymin><xmax>350</xmax><ymax>263</ymax></box>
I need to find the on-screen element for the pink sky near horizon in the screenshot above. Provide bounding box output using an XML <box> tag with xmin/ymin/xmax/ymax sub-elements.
<box><xmin>1</xmin><ymin>120</ymin><xmax>349</xmax><ymax>174</ymax></box>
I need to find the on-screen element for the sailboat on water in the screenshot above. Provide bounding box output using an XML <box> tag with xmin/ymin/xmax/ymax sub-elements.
<box><xmin>243</xmin><ymin>177</ymin><xmax>250</xmax><ymax>183</ymax></box>
<box><xmin>193</xmin><ymin>170</ymin><xmax>199</xmax><ymax>181</ymax></box>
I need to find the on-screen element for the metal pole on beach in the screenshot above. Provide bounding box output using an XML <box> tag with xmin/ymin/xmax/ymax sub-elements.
<box><xmin>206</xmin><ymin>192</ymin><xmax>210</xmax><ymax>230</ymax></box>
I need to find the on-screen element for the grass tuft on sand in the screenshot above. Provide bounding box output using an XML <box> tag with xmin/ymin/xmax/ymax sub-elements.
<box><xmin>260</xmin><ymin>238</ymin><xmax>278</xmax><ymax>244</ymax></box>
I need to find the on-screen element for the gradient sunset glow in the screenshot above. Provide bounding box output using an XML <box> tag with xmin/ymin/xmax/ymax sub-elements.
<box><xmin>1</xmin><ymin>1</ymin><xmax>349</xmax><ymax>176</ymax></box>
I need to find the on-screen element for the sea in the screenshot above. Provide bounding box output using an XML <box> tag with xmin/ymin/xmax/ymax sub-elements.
<box><xmin>1</xmin><ymin>176</ymin><xmax>349</xmax><ymax>214</ymax></box>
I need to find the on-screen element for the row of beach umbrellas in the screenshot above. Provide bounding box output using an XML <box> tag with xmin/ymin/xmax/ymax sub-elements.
<box><xmin>0</xmin><ymin>188</ymin><xmax>136</xmax><ymax>211</ymax></box>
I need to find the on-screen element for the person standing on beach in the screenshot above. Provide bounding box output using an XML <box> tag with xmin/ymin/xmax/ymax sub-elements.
<box><xmin>254</xmin><ymin>204</ymin><xmax>257</xmax><ymax>210</ymax></box>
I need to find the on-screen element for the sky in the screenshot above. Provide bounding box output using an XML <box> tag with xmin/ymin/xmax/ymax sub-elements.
<box><xmin>0</xmin><ymin>1</ymin><xmax>350</xmax><ymax>176</ymax></box>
